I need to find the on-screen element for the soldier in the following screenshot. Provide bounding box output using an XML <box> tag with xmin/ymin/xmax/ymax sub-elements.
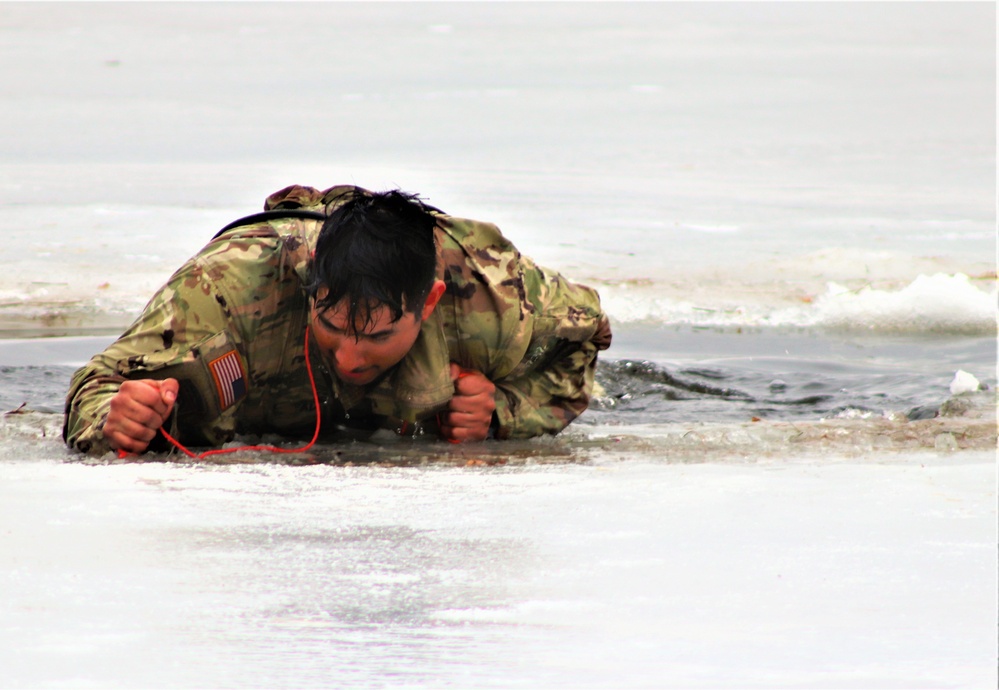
<box><xmin>63</xmin><ymin>185</ymin><xmax>612</xmax><ymax>456</ymax></box>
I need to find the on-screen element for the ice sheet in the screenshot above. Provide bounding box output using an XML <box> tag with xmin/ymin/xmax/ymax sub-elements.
<box><xmin>0</xmin><ymin>450</ymin><xmax>995</xmax><ymax>688</ymax></box>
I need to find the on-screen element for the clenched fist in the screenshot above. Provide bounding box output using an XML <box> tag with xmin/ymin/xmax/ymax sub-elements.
<box><xmin>103</xmin><ymin>378</ymin><xmax>179</xmax><ymax>453</ymax></box>
<box><xmin>439</xmin><ymin>363</ymin><xmax>496</xmax><ymax>443</ymax></box>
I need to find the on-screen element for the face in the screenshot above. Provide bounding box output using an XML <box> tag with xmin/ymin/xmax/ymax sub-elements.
<box><xmin>310</xmin><ymin>281</ymin><xmax>446</xmax><ymax>387</ymax></box>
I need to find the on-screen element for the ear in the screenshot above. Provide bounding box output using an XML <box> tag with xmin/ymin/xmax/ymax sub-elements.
<box><xmin>420</xmin><ymin>280</ymin><xmax>447</xmax><ymax>321</ymax></box>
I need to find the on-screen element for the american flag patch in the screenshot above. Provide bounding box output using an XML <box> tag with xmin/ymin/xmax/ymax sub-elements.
<box><xmin>209</xmin><ymin>350</ymin><xmax>247</xmax><ymax>410</ymax></box>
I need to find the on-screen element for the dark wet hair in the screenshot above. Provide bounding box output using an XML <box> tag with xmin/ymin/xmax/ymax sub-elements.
<box><xmin>308</xmin><ymin>188</ymin><xmax>441</xmax><ymax>330</ymax></box>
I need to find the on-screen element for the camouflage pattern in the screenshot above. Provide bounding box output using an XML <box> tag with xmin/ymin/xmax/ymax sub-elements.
<box><xmin>63</xmin><ymin>185</ymin><xmax>612</xmax><ymax>455</ymax></box>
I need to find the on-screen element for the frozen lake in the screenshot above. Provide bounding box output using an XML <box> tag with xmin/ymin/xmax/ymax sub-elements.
<box><xmin>0</xmin><ymin>3</ymin><xmax>996</xmax><ymax>688</ymax></box>
<box><xmin>1</xmin><ymin>445</ymin><xmax>995</xmax><ymax>689</ymax></box>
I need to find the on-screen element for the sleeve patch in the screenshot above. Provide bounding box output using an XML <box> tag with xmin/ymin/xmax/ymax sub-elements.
<box><xmin>209</xmin><ymin>350</ymin><xmax>247</xmax><ymax>410</ymax></box>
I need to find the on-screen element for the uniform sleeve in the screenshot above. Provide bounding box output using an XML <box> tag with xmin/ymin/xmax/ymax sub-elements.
<box><xmin>436</xmin><ymin>216</ymin><xmax>612</xmax><ymax>439</ymax></box>
<box><xmin>63</xmin><ymin>251</ymin><xmax>249</xmax><ymax>456</ymax></box>
<box><xmin>490</xmin><ymin>259</ymin><xmax>612</xmax><ymax>439</ymax></box>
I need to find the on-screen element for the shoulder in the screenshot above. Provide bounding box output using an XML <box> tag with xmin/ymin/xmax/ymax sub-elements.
<box><xmin>435</xmin><ymin>215</ymin><xmax>526</xmax><ymax>291</ymax></box>
<box><xmin>264</xmin><ymin>184</ymin><xmax>375</xmax><ymax>213</ymax></box>
<box><xmin>437</xmin><ymin>215</ymin><xmax>518</xmax><ymax>257</ymax></box>
<box><xmin>433</xmin><ymin>215</ymin><xmax>534</xmax><ymax>376</ymax></box>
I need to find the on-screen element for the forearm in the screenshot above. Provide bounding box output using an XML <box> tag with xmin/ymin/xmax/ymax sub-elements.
<box><xmin>63</xmin><ymin>368</ymin><xmax>124</xmax><ymax>456</ymax></box>
<box><xmin>63</xmin><ymin>250</ymin><xmax>244</xmax><ymax>455</ymax></box>
<box><xmin>491</xmin><ymin>340</ymin><xmax>600</xmax><ymax>439</ymax></box>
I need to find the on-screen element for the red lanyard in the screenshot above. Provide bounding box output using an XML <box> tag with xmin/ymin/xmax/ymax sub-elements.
<box><xmin>123</xmin><ymin>326</ymin><xmax>322</xmax><ymax>460</ymax></box>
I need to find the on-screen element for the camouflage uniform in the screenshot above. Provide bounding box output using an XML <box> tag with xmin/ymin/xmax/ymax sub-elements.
<box><xmin>63</xmin><ymin>185</ymin><xmax>612</xmax><ymax>455</ymax></box>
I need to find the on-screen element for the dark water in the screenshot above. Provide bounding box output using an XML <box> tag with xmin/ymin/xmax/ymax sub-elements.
<box><xmin>2</xmin><ymin>327</ymin><xmax>994</xmax><ymax>430</ymax></box>
<box><xmin>585</xmin><ymin>325</ymin><xmax>997</xmax><ymax>426</ymax></box>
<box><xmin>0</xmin><ymin>365</ymin><xmax>72</xmax><ymax>414</ymax></box>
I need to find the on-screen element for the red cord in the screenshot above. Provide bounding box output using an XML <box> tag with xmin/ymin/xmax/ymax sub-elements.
<box><xmin>117</xmin><ymin>329</ymin><xmax>467</xmax><ymax>459</ymax></box>
<box><xmin>154</xmin><ymin>326</ymin><xmax>322</xmax><ymax>460</ymax></box>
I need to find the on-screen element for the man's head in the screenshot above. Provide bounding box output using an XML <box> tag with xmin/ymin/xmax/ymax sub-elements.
<box><xmin>308</xmin><ymin>189</ymin><xmax>446</xmax><ymax>385</ymax></box>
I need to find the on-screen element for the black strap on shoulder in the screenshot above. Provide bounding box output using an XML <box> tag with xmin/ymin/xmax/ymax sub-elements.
<box><xmin>212</xmin><ymin>209</ymin><xmax>327</xmax><ymax>239</ymax></box>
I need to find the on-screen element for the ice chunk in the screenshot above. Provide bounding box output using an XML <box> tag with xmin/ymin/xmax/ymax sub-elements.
<box><xmin>949</xmin><ymin>370</ymin><xmax>981</xmax><ymax>395</ymax></box>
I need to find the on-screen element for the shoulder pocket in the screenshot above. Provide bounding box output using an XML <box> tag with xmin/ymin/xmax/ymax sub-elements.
<box><xmin>116</xmin><ymin>330</ymin><xmax>248</xmax><ymax>423</ymax></box>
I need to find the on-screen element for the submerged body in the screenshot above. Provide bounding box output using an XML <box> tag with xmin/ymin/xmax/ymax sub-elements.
<box><xmin>64</xmin><ymin>185</ymin><xmax>611</xmax><ymax>456</ymax></box>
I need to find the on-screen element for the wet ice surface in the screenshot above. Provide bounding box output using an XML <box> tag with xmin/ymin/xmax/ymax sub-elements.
<box><xmin>1</xmin><ymin>391</ymin><xmax>996</xmax><ymax>688</ymax></box>
<box><xmin>1</xmin><ymin>450</ymin><xmax>995</xmax><ymax>689</ymax></box>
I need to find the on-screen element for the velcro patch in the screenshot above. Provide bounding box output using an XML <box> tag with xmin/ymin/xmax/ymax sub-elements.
<box><xmin>209</xmin><ymin>350</ymin><xmax>247</xmax><ymax>410</ymax></box>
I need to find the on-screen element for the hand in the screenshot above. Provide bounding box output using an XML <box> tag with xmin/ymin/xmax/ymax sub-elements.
<box><xmin>439</xmin><ymin>363</ymin><xmax>496</xmax><ymax>443</ymax></box>
<box><xmin>103</xmin><ymin>378</ymin><xmax>179</xmax><ymax>453</ymax></box>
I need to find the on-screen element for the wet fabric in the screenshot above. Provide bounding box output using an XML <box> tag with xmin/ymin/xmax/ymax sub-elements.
<box><xmin>63</xmin><ymin>185</ymin><xmax>611</xmax><ymax>455</ymax></box>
